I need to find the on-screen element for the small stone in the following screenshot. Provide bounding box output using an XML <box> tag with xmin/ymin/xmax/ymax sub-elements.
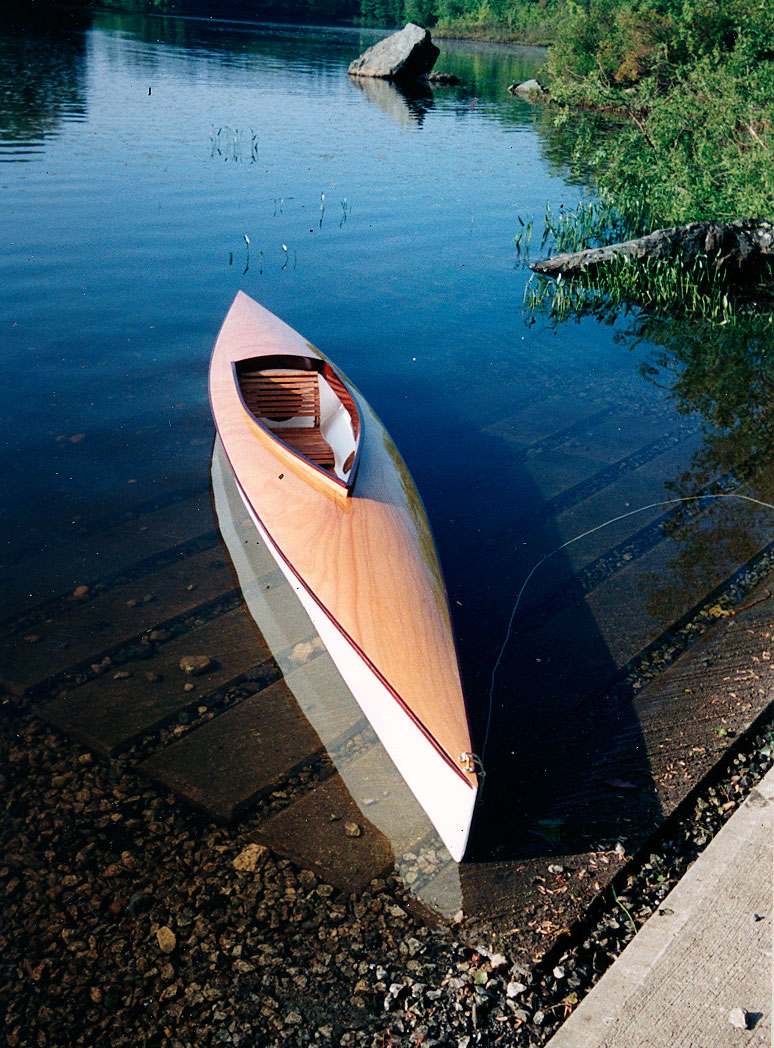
<box><xmin>291</xmin><ymin>641</ymin><xmax>316</xmax><ymax>664</ymax></box>
<box><xmin>113</xmin><ymin>670</ymin><xmax>131</xmax><ymax>680</ymax></box>
<box><xmin>548</xmin><ymin>864</ymin><xmax>564</xmax><ymax>874</ymax></box>
<box><xmin>107</xmin><ymin>895</ymin><xmax>126</xmax><ymax>917</ymax></box>
<box><xmin>103</xmin><ymin>863</ymin><xmax>122</xmax><ymax>879</ymax></box>
<box><xmin>344</xmin><ymin>821</ymin><xmax>361</xmax><ymax>838</ymax></box>
<box><xmin>125</xmin><ymin>892</ymin><xmax>152</xmax><ymax>916</ymax></box>
<box><xmin>179</xmin><ymin>655</ymin><xmax>212</xmax><ymax>676</ymax></box>
<box><xmin>183</xmin><ymin>682</ymin><xmax>195</xmax><ymax>692</ymax></box>
<box><xmin>156</xmin><ymin>926</ymin><xmax>177</xmax><ymax>954</ymax></box>
<box><xmin>72</xmin><ymin>585</ymin><xmax>89</xmax><ymax>599</ymax></box>
<box><xmin>488</xmin><ymin>952</ymin><xmax>508</xmax><ymax>969</ymax></box>
<box><xmin>729</xmin><ymin>1007</ymin><xmax>749</xmax><ymax>1030</ymax></box>
<box><xmin>232</xmin><ymin>843</ymin><xmax>268</xmax><ymax>872</ymax></box>
<box><xmin>553</xmin><ymin>965</ymin><xmax>566</xmax><ymax>980</ymax></box>
<box><xmin>506</xmin><ymin>981</ymin><xmax>526</xmax><ymax>998</ymax></box>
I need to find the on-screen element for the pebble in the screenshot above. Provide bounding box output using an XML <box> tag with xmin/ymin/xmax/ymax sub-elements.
<box><xmin>344</xmin><ymin>821</ymin><xmax>361</xmax><ymax>838</ymax></box>
<box><xmin>729</xmin><ymin>1007</ymin><xmax>749</xmax><ymax>1029</ymax></box>
<box><xmin>156</xmin><ymin>926</ymin><xmax>177</xmax><ymax>954</ymax></box>
<box><xmin>232</xmin><ymin>843</ymin><xmax>268</xmax><ymax>872</ymax></box>
<box><xmin>179</xmin><ymin>655</ymin><xmax>213</xmax><ymax>676</ymax></box>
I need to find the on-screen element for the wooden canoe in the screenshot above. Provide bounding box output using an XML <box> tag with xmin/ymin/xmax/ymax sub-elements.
<box><xmin>209</xmin><ymin>292</ymin><xmax>478</xmax><ymax>860</ymax></box>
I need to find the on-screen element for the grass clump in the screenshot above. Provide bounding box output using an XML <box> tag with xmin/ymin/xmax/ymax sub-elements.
<box><xmin>523</xmin><ymin>0</ymin><xmax>774</xmax><ymax>324</ymax></box>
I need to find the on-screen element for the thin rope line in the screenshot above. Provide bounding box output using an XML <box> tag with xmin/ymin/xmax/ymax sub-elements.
<box><xmin>481</xmin><ymin>492</ymin><xmax>774</xmax><ymax>761</ymax></box>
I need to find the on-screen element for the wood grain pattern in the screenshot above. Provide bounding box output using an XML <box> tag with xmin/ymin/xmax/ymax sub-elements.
<box><xmin>209</xmin><ymin>293</ymin><xmax>477</xmax><ymax>855</ymax></box>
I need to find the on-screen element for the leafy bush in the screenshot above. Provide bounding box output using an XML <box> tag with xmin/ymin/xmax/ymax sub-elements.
<box><xmin>549</xmin><ymin>0</ymin><xmax>774</xmax><ymax>90</ymax></box>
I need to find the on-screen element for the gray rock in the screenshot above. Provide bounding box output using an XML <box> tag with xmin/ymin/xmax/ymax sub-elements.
<box><xmin>508</xmin><ymin>78</ymin><xmax>545</xmax><ymax>97</ymax></box>
<box><xmin>421</xmin><ymin>70</ymin><xmax>460</xmax><ymax>85</ymax></box>
<box><xmin>348</xmin><ymin>23</ymin><xmax>439</xmax><ymax>82</ymax></box>
<box><xmin>506</xmin><ymin>980</ymin><xmax>527</xmax><ymax>997</ymax></box>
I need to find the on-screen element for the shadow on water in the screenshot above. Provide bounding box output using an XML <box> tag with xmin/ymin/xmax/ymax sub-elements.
<box><xmin>417</xmin><ymin>414</ymin><xmax>663</xmax><ymax>863</ymax></box>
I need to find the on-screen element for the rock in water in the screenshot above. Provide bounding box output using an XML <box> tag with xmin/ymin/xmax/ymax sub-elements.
<box><xmin>348</xmin><ymin>23</ymin><xmax>439</xmax><ymax>82</ymax></box>
<box><xmin>179</xmin><ymin>654</ymin><xmax>213</xmax><ymax>676</ymax></box>
<box><xmin>508</xmin><ymin>79</ymin><xmax>545</xmax><ymax>97</ymax></box>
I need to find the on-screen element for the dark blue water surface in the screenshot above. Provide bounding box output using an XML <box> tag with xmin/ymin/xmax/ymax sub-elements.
<box><xmin>3</xmin><ymin>9</ymin><xmax>771</xmax><ymax>856</ymax></box>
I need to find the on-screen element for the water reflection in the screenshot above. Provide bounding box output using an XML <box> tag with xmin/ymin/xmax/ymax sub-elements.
<box><xmin>349</xmin><ymin>76</ymin><xmax>435</xmax><ymax>128</ymax></box>
<box><xmin>0</xmin><ymin>7</ymin><xmax>90</xmax><ymax>159</ymax></box>
<box><xmin>636</xmin><ymin>314</ymin><xmax>774</xmax><ymax>614</ymax></box>
<box><xmin>211</xmin><ymin>435</ymin><xmax>466</xmax><ymax>917</ymax></box>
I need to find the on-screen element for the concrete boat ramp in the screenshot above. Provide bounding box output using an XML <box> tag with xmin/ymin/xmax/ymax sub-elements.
<box><xmin>1</xmin><ymin>428</ymin><xmax>773</xmax><ymax>1039</ymax></box>
<box><xmin>545</xmin><ymin>763</ymin><xmax>773</xmax><ymax>1048</ymax></box>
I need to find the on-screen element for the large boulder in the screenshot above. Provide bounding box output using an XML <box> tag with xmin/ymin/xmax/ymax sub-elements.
<box><xmin>348</xmin><ymin>23</ymin><xmax>439</xmax><ymax>82</ymax></box>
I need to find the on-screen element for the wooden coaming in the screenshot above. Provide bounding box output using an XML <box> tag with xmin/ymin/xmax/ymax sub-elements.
<box><xmin>209</xmin><ymin>293</ymin><xmax>477</xmax><ymax>854</ymax></box>
<box><xmin>234</xmin><ymin>355</ymin><xmax>361</xmax><ymax>493</ymax></box>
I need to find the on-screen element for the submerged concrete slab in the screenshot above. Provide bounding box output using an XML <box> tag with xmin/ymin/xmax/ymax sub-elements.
<box><xmin>545</xmin><ymin>764</ymin><xmax>774</xmax><ymax>1048</ymax></box>
<box><xmin>39</xmin><ymin>607</ymin><xmax>273</xmax><ymax>754</ymax></box>
<box><xmin>138</xmin><ymin>679</ymin><xmax>325</xmax><ymax>821</ymax></box>
<box><xmin>256</xmin><ymin>772</ymin><xmax>394</xmax><ymax>893</ymax></box>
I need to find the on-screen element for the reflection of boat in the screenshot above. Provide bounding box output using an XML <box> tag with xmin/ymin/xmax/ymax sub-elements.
<box><xmin>209</xmin><ymin>292</ymin><xmax>478</xmax><ymax>860</ymax></box>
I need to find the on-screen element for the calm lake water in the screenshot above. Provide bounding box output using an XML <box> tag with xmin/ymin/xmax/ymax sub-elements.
<box><xmin>3</xmin><ymin>7</ymin><xmax>773</xmax><ymax>863</ymax></box>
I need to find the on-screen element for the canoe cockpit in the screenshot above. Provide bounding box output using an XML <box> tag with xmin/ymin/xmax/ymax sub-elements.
<box><xmin>234</xmin><ymin>355</ymin><xmax>361</xmax><ymax>491</ymax></box>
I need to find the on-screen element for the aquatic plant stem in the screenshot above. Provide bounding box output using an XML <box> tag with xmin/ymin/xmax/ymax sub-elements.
<box><xmin>612</xmin><ymin>884</ymin><xmax>638</xmax><ymax>933</ymax></box>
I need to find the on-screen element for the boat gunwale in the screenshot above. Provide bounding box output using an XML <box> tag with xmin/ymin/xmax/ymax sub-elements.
<box><xmin>215</xmin><ymin>434</ymin><xmax>476</xmax><ymax>794</ymax></box>
<box><xmin>232</xmin><ymin>353</ymin><xmax>362</xmax><ymax>497</ymax></box>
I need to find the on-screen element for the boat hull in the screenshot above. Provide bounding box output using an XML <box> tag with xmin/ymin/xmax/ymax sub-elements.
<box><xmin>209</xmin><ymin>292</ymin><xmax>477</xmax><ymax>860</ymax></box>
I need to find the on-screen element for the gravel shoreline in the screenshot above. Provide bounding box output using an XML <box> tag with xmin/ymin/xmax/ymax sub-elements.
<box><xmin>2</xmin><ymin>691</ymin><xmax>772</xmax><ymax>1048</ymax></box>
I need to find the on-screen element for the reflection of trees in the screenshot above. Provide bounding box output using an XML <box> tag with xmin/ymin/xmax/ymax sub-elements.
<box><xmin>0</xmin><ymin>8</ymin><xmax>91</xmax><ymax>144</ymax></box>
<box><xmin>628</xmin><ymin>313</ymin><xmax>774</xmax><ymax>615</ymax></box>
<box><xmin>529</xmin><ymin>103</ymin><xmax>622</xmax><ymax>186</ymax></box>
<box><xmin>639</xmin><ymin>315</ymin><xmax>774</xmax><ymax>490</ymax></box>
